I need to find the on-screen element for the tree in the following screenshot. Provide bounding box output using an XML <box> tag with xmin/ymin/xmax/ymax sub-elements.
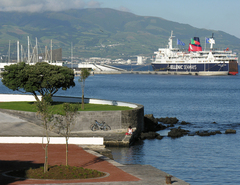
<box><xmin>35</xmin><ymin>98</ymin><xmax>54</xmax><ymax>173</ymax></box>
<box><xmin>55</xmin><ymin>103</ymin><xmax>79</xmax><ymax>166</ymax></box>
<box><xmin>78</xmin><ymin>68</ymin><xmax>90</xmax><ymax>110</ymax></box>
<box><xmin>1</xmin><ymin>62</ymin><xmax>75</xmax><ymax>102</ymax></box>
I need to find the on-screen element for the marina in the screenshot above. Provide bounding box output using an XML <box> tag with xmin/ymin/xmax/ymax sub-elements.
<box><xmin>0</xmin><ymin>31</ymin><xmax>238</xmax><ymax>77</ymax></box>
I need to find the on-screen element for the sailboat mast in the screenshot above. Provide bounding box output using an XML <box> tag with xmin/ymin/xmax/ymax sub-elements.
<box><xmin>27</xmin><ymin>36</ymin><xmax>30</xmax><ymax>63</ymax></box>
<box><xmin>21</xmin><ymin>45</ymin><xmax>23</xmax><ymax>62</ymax></box>
<box><xmin>71</xmin><ymin>42</ymin><xmax>73</xmax><ymax>68</ymax></box>
<box><xmin>17</xmin><ymin>41</ymin><xmax>19</xmax><ymax>63</ymax></box>
<box><xmin>8</xmin><ymin>40</ymin><xmax>10</xmax><ymax>63</ymax></box>
<box><xmin>50</xmin><ymin>40</ymin><xmax>52</xmax><ymax>63</ymax></box>
<box><xmin>45</xmin><ymin>46</ymin><xmax>48</xmax><ymax>62</ymax></box>
<box><xmin>36</xmin><ymin>37</ymin><xmax>38</xmax><ymax>63</ymax></box>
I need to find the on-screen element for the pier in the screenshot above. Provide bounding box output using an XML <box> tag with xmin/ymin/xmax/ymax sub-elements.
<box><xmin>85</xmin><ymin>70</ymin><xmax>229</xmax><ymax>76</ymax></box>
<box><xmin>0</xmin><ymin>62</ymin><xmax>229</xmax><ymax>76</ymax></box>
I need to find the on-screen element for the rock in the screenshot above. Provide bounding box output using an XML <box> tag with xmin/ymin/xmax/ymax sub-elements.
<box><xmin>188</xmin><ymin>130</ymin><xmax>222</xmax><ymax>137</ymax></box>
<box><xmin>156</xmin><ymin>135</ymin><xmax>164</xmax><ymax>140</ymax></box>
<box><xmin>168</xmin><ymin>127</ymin><xmax>189</xmax><ymax>138</ymax></box>
<box><xmin>145</xmin><ymin>114</ymin><xmax>158</xmax><ymax>124</ymax></box>
<box><xmin>157</xmin><ymin>117</ymin><xmax>179</xmax><ymax>125</ymax></box>
<box><xmin>225</xmin><ymin>129</ymin><xmax>236</xmax><ymax>134</ymax></box>
<box><xmin>188</xmin><ymin>132</ymin><xmax>195</xmax><ymax>136</ymax></box>
<box><xmin>196</xmin><ymin>130</ymin><xmax>222</xmax><ymax>136</ymax></box>
<box><xmin>144</xmin><ymin>114</ymin><xmax>166</xmax><ymax>132</ymax></box>
<box><xmin>140</xmin><ymin>132</ymin><xmax>163</xmax><ymax>140</ymax></box>
<box><xmin>180</xmin><ymin>121</ymin><xmax>191</xmax><ymax>125</ymax></box>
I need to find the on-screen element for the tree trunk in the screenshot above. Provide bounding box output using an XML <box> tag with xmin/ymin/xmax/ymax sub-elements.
<box><xmin>33</xmin><ymin>93</ymin><xmax>40</xmax><ymax>102</ymax></box>
<box><xmin>44</xmin><ymin>143</ymin><xmax>49</xmax><ymax>173</ymax></box>
<box><xmin>66</xmin><ymin>139</ymin><xmax>68</xmax><ymax>166</ymax></box>
<box><xmin>81</xmin><ymin>94</ymin><xmax>84</xmax><ymax>110</ymax></box>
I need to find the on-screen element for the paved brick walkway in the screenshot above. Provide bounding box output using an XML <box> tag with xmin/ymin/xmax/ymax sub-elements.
<box><xmin>0</xmin><ymin>144</ymin><xmax>140</xmax><ymax>185</ymax></box>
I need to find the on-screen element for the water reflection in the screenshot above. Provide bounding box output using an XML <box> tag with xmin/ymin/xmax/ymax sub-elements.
<box><xmin>107</xmin><ymin>141</ymin><xmax>144</xmax><ymax>164</ymax></box>
<box><xmin>108</xmin><ymin>134</ymin><xmax>240</xmax><ymax>185</ymax></box>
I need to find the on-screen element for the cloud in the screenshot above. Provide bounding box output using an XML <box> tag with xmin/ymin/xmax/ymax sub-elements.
<box><xmin>87</xmin><ymin>0</ymin><xmax>101</xmax><ymax>8</ymax></box>
<box><xmin>0</xmin><ymin>0</ymin><xmax>101</xmax><ymax>12</ymax></box>
<box><xmin>117</xmin><ymin>6</ymin><xmax>131</xmax><ymax>13</ymax></box>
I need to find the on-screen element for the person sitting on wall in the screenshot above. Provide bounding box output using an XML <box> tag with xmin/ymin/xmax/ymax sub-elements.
<box><xmin>125</xmin><ymin>126</ymin><xmax>133</xmax><ymax>135</ymax></box>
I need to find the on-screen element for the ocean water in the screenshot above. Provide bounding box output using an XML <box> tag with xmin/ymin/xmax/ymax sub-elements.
<box><xmin>1</xmin><ymin>73</ymin><xmax>240</xmax><ymax>184</ymax></box>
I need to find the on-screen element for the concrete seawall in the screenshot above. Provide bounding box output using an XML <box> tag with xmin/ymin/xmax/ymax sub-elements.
<box><xmin>0</xmin><ymin>94</ymin><xmax>144</xmax><ymax>132</ymax></box>
<box><xmin>89</xmin><ymin>70</ymin><xmax>229</xmax><ymax>76</ymax></box>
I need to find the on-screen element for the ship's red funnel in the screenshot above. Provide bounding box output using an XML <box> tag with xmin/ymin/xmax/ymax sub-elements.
<box><xmin>188</xmin><ymin>37</ymin><xmax>202</xmax><ymax>51</ymax></box>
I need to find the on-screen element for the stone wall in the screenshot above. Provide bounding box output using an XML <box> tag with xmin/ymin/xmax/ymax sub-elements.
<box><xmin>121</xmin><ymin>104</ymin><xmax>144</xmax><ymax>130</ymax></box>
<box><xmin>75</xmin><ymin>111</ymin><xmax>122</xmax><ymax>130</ymax></box>
<box><xmin>0</xmin><ymin>105</ymin><xmax>144</xmax><ymax>132</ymax></box>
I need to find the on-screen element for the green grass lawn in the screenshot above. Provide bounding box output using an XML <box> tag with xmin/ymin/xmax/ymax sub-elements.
<box><xmin>0</xmin><ymin>101</ymin><xmax>132</xmax><ymax>114</ymax></box>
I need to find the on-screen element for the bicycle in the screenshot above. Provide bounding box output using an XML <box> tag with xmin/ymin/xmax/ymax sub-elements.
<box><xmin>90</xmin><ymin>120</ymin><xmax>111</xmax><ymax>131</ymax></box>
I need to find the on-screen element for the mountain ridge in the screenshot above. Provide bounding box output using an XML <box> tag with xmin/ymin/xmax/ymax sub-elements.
<box><xmin>0</xmin><ymin>8</ymin><xmax>239</xmax><ymax>59</ymax></box>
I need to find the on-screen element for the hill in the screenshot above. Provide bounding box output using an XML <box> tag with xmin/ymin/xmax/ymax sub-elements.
<box><xmin>0</xmin><ymin>8</ymin><xmax>239</xmax><ymax>59</ymax></box>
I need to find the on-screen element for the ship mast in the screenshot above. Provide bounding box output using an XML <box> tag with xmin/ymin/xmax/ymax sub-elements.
<box><xmin>209</xmin><ymin>33</ymin><xmax>215</xmax><ymax>49</ymax></box>
<box><xmin>209</xmin><ymin>38</ymin><xmax>215</xmax><ymax>49</ymax></box>
<box><xmin>168</xmin><ymin>31</ymin><xmax>175</xmax><ymax>49</ymax></box>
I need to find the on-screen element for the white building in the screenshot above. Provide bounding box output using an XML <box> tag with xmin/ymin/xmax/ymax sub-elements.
<box><xmin>137</xmin><ymin>56</ymin><xmax>143</xmax><ymax>65</ymax></box>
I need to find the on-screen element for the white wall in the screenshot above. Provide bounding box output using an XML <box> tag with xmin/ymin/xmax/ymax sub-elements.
<box><xmin>0</xmin><ymin>94</ymin><xmax>138</xmax><ymax>108</ymax></box>
<box><xmin>0</xmin><ymin>94</ymin><xmax>41</xmax><ymax>102</ymax></box>
<box><xmin>0</xmin><ymin>137</ymin><xmax>103</xmax><ymax>145</ymax></box>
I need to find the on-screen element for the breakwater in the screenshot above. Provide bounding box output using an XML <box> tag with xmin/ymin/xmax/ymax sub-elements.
<box><xmin>75</xmin><ymin>70</ymin><xmax>229</xmax><ymax>76</ymax></box>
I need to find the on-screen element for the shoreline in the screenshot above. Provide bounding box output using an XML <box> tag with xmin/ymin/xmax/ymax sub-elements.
<box><xmin>0</xmin><ymin>110</ymin><xmax>190</xmax><ymax>185</ymax></box>
<box><xmin>75</xmin><ymin>70</ymin><xmax>230</xmax><ymax>76</ymax></box>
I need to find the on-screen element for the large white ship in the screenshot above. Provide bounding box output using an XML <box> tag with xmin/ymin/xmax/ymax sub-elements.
<box><xmin>151</xmin><ymin>31</ymin><xmax>238</xmax><ymax>75</ymax></box>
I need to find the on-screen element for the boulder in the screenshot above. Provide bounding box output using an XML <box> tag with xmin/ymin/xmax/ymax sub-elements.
<box><xmin>215</xmin><ymin>130</ymin><xmax>222</xmax><ymax>134</ymax></box>
<box><xmin>167</xmin><ymin>124</ymin><xmax>175</xmax><ymax>128</ymax></box>
<box><xmin>196</xmin><ymin>130</ymin><xmax>222</xmax><ymax>136</ymax></box>
<box><xmin>188</xmin><ymin>132</ymin><xmax>196</xmax><ymax>136</ymax></box>
<box><xmin>156</xmin><ymin>134</ymin><xmax>164</xmax><ymax>140</ymax></box>
<box><xmin>140</xmin><ymin>132</ymin><xmax>163</xmax><ymax>140</ymax></box>
<box><xmin>180</xmin><ymin>121</ymin><xmax>191</xmax><ymax>125</ymax></box>
<box><xmin>225</xmin><ymin>129</ymin><xmax>236</xmax><ymax>134</ymax></box>
<box><xmin>157</xmin><ymin>117</ymin><xmax>179</xmax><ymax>125</ymax></box>
<box><xmin>144</xmin><ymin>114</ymin><xmax>166</xmax><ymax>132</ymax></box>
<box><xmin>168</xmin><ymin>127</ymin><xmax>189</xmax><ymax>138</ymax></box>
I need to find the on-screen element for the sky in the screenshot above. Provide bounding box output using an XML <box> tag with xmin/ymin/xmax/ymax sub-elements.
<box><xmin>0</xmin><ymin>0</ymin><xmax>239</xmax><ymax>38</ymax></box>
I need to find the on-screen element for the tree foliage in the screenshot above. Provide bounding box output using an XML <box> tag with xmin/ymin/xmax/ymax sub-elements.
<box><xmin>1</xmin><ymin>62</ymin><xmax>75</xmax><ymax>102</ymax></box>
<box><xmin>78</xmin><ymin>68</ymin><xmax>91</xmax><ymax>110</ymax></box>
